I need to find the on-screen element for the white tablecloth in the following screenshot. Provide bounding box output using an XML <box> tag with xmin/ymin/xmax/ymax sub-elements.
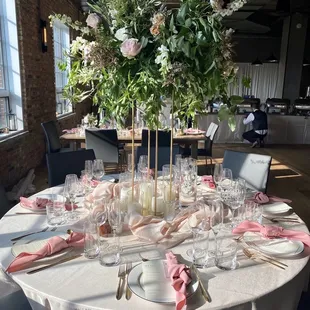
<box><xmin>0</xmin><ymin>186</ymin><xmax>309</xmax><ymax>310</ymax></box>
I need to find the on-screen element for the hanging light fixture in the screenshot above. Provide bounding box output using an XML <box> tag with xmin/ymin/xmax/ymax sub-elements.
<box><xmin>251</xmin><ymin>57</ymin><xmax>263</xmax><ymax>66</ymax></box>
<box><xmin>40</xmin><ymin>19</ymin><xmax>47</xmax><ymax>53</ymax></box>
<box><xmin>303</xmin><ymin>58</ymin><xmax>310</xmax><ymax>67</ymax></box>
<box><xmin>266</xmin><ymin>53</ymin><xmax>278</xmax><ymax>63</ymax></box>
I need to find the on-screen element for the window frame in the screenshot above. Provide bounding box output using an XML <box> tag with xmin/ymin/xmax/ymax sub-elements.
<box><xmin>53</xmin><ymin>20</ymin><xmax>72</xmax><ymax>118</ymax></box>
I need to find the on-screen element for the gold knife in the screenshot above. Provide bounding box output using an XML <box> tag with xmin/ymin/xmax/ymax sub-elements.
<box><xmin>27</xmin><ymin>254</ymin><xmax>82</xmax><ymax>274</ymax></box>
<box><xmin>191</xmin><ymin>265</ymin><xmax>211</xmax><ymax>302</ymax></box>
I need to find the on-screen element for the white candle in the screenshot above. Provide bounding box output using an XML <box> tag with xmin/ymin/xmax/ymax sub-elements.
<box><xmin>151</xmin><ymin>196</ymin><xmax>164</xmax><ymax>214</ymax></box>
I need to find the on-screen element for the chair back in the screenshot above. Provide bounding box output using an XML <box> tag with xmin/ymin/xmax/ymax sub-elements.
<box><xmin>46</xmin><ymin>149</ymin><xmax>96</xmax><ymax>187</ymax></box>
<box><xmin>85</xmin><ymin>129</ymin><xmax>119</xmax><ymax>164</ymax></box>
<box><xmin>0</xmin><ymin>185</ymin><xmax>11</xmax><ymax>218</ymax></box>
<box><xmin>204</xmin><ymin>122</ymin><xmax>219</xmax><ymax>157</ymax></box>
<box><xmin>41</xmin><ymin>121</ymin><xmax>62</xmax><ymax>153</ymax></box>
<box><xmin>222</xmin><ymin>150</ymin><xmax>272</xmax><ymax>193</ymax></box>
<box><xmin>136</xmin><ymin>146</ymin><xmax>180</xmax><ymax>170</ymax></box>
<box><xmin>141</xmin><ymin>129</ymin><xmax>171</xmax><ymax>147</ymax></box>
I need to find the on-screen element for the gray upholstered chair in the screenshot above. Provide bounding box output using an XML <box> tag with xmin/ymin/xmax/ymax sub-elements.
<box><xmin>135</xmin><ymin>146</ymin><xmax>180</xmax><ymax>171</ymax></box>
<box><xmin>41</xmin><ymin>120</ymin><xmax>72</xmax><ymax>153</ymax></box>
<box><xmin>222</xmin><ymin>150</ymin><xmax>272</xmax><ymax>193</ymax></box>
<box><xmin>46</xmin><ymin>149</ymin><xmax>96</xmax><ymax>187</ymax></box>
<box><xmin>85</xmin><ymin>129</ymin><xmax>125</xmax><ymax>171</ymax></box>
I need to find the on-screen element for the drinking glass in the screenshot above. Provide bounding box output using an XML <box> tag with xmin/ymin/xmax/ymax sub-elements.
<box><xmin>213</xmin><ymin>163</ymin><xmax>223</xmax><ymax>185</ymax></box>
<box><xmin>139</xmin><ymin>177</ymin><xmax>153</xmax><ymax>216</ymax></box>
<box><xmin>179</xmin><ymin>158</ymin><xmax>197</xmax><ymax>208</ymax></box>
<box><xmin>209</xmin><ymin>200</ymin><xmax>224</xmax><ymax>256</ymax></box>
<box><xmin>93</xmin><ymin>159</ymin><xmax>105</xmax><ymax>180</ymax></box>
<box><xmin>138</xmin><ymin>155</ymin><xmax>148</xmax><ymax>175</ymax></box>
<box><xmin>84</xmin><ymin>220</ymin><xmax>100</xmax><ymax>259</ymax></box>
<box><xmin>127</xmin><ymin>153</ymin><xmax>134</xmax><ymax>173</ymax></box>
<box><xmin>85</xmin><ymin>160</ymin><xmax>93</xmax><ymax>180</ymax></box>
<box><xmin>46</xmin><ymin>196</ymin><xmax>66</xmax><ymax>226</ymax></box>
<box><xmin>215</xmin><ymin>228</ymin><xmax>238</xmax><ymax>271</ymax></box>
<box><xmin>164</xmin><ymin>200</ymin><xmax>177</xmax><ymax>224</ymax></box>
<box><xmin>63</xmin><ymin>174</ymin><xmax>79</xmax><ymax>221</ymax></box>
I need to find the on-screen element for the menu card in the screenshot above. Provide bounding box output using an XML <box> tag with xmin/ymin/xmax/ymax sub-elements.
<box><xmin>142</xmin><ymin>260</ymin><xmax>175</xmax><ymax>301</ymax></box>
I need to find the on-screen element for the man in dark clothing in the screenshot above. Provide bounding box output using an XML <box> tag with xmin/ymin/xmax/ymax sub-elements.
<box><xmin>242</xmin><ymin>102</ymin><xmax>268</xmax><ymax>148</ymax></box>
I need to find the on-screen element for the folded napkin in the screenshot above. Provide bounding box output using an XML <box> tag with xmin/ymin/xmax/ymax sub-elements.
<box><xmin>201</xmin><ymin>175</ymin><xmax>216</xmax><ymax>189</ymax></box>
<box><xmin>62</xmin><ymin>128</ymin><xmax>78</xmax><ymax>134</ymax></box>
<box><xmin>20</xmin><ymin>197</ymin><xmax>77</xmax><ymax>211</ymax></box>
<box><xmin>166</xmin><ymin>252</ymin><xmax>192</xmax><ymax>310</ymax></box>
<box><xmin>232</xmin><ymin>220</ymin><xmax>310</xmax><ymax>247</ymax></box>
<box><xmin>6</xmin><ymin>232</ymin><xmax>85</xmax><ymax>273</ymax></box>
<box><xmin>247</xmin><ymin>192</ymin><xmax>292</xmax><ymax>204</ymax></box>
<box><xmin>128</xmin><ymin>208</ymin><xmax>206</xmax><ymax>248</ymax></box>
<box><xmin>84</xmin><ymin>182</ymin><xmax>121</xmax><ymax>210</ymax></box>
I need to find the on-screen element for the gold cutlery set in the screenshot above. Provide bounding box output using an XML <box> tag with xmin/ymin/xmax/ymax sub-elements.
<box><xmin>116</xmin><ymin>263</ymin><xmax>132</xmax><ymax>300</ymax></box>
<box><xmin>263</xmin><ymin>216</ymin><xmax>300</xmax><ymax>223</ymax></box>
<box><xmin>236</xmin><ymin>236</ymin><xmax>288</xmax><ymax>270</ymax></box>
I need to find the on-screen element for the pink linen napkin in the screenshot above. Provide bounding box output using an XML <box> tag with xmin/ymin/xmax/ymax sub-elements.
<box><xmin>62</xmin><ymin>128</ymin><xmax>78</xmax><ymax>134</ymax></box>
<box><xmin>201</xmin><ymin>175</ymin><xmax>216</xmax><ymax>189</ymax></box>
<box><xmin>166</xmin><ymin>252</ymin><xmax>192</xmax><ymax>310</ymax></box>
<box><xmin>232</xmin><ymin>220</ymin><xmax>310</xmax><ymax>247</ymax></box>
<box><xmin>246</xmin><ymin>192</ymin><xmax>292</xmax><ymax>204</ymax></box>
<box><xmin>20</xmin><ymin>197</ymin><xmax>77</xmax><ymax>211</ymax></box>
<box><xmin>6</xmin><ymin>232</ymin><xmax>85</xmax><ymax>273</ymax></box>
<box><xmin>128</xmin><ymin>208</ymin><xmax>206</xmax><ymax>248</ymax></box>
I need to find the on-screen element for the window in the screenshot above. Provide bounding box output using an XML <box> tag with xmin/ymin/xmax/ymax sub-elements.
<box><xmin>0</xmin><ymin>0</ymin><xmax>22</xmax><ymax>134</ymax></box>
<box><xmin>53</xmin><ymin>21</ymin><xmax>72</xmax><ymax>117</ymax></box>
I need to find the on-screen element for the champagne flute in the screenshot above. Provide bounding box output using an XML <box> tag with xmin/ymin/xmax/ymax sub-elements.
<box><xmin>213</xmin><ymin>163</ymin><xmax>223</xmax><ymax>186</ymax></box>
<box><xmin>127</xmin><ymin>153</ymin><xmax>134</xmax><ymax>173</ymax></box>
<box><xmin>85</xmin><ymin>160</ymin><xmax>93</xmax><ymax>181</ymax></box>
<box><xmin>63</xmin><ymin>174</ymin><xmax>79</xmax><ymax>221</ymax></box>
<box><xmin>209</xmin><ymin>200</ymin><xmax>224</xmax><ymax>256</ymax></box>
<box><xmin>93</xmin><ymin>159</ymin><xmax>105</xmax><ymax>181</ymax></box>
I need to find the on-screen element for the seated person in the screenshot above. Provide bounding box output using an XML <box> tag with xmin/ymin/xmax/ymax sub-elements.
<box><xmin>242</xmin><ymin>102</ymin><xmax>268</xmax><ymax>148</ymax></box>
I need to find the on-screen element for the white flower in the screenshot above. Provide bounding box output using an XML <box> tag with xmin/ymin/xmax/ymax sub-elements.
<box><xmin>120</xmin><ymin>38</ymin><xmax>143</xmax><ymax>59</ymax></box>
<box><xmin>210</xmin><ymin>0</ymin><xmax>224</xmax><ymax>11</ymax></box>
<box><xmin>84</xmin><ymin>41</ymin><xmax>97</xmax><ymax>60</ymax></box>
<box><xmin>155</xmin><ymin>45</ymin><xmax>172</xmax><ymax>76</ymax></box>
<box><xmin>115</xmin><ymin>28</ymin><xmax>129</xmax><ymax>41</ymax></box>
<box><xmin>86</xmin><ymin>13</ymin><xmax>101</xmax><ymax>29</ymax></box>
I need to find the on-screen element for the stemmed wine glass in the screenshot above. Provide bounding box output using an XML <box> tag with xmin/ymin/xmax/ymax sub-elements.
<box><xmin>63</xmin><ymin>174</ymin><xmax>80</xmax><ymax>221</ymax></box>
<box><xmin>209</xmin><ymin>200</ymin><xmax>224</xmax><ymax>256</ymax></box>
<box><xmin>93</xmin><ymin>159</ymin><xmax>105</xmax><ymax>181</ymax></box>
<box><xmin>213</xmin><ymin>163</ymin><xmax>223</xmax><ymax>186</ymax></box>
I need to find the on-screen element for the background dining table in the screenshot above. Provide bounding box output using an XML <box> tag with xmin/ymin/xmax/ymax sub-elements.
<box><xmin>60</xmin><ymin>131</ymin><xmax>207</xmax><ymax>158</ymax></box>
<box><xmin>0</xmin><ymin>184</ymin><xmax>309</xmax><ymax>310</ymax></box>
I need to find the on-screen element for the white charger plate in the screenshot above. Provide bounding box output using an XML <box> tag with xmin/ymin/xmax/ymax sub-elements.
<box><xmin>243</xmin><ymin>232</ymin><xmax>304</xmax><ymax>258</ymax></box>
<box><xmin>263</xmin><ymin>202</ymin><xmax>292</xmax><ymax>216</ymax></box>
<box><xmin>127</xmin><ymin>261</ymin><xmax>199</xmax><ymax>304</ymax></box>
<box><xmin>12</xmin><ymin>231</ymin><xmax>73</xmax><ymax>263</ymax></box>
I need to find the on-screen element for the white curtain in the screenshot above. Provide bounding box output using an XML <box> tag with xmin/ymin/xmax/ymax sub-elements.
<box><xmin>228</xmin><ymin>63</ymin><xmax>281</xmax><ymax>103</ymax></box>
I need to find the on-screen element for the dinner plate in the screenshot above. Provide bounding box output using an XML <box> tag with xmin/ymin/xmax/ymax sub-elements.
<box><xmin>263</xmin><ymin>202</ymin><xmax>292</xmax><ymax>216</ymax></box>
<box><xmin>12</xmin><ymin>231</ymin><xmax>73</xmax><ymax>262</ymax></box>
<box><xmin>127</xmin><ymin>262</ymin><xmax>199</xmax><ymax>304</ymax></box>
<box><xmin>243</xmin><ymin>232</ymin><xmax>304</xmax><ymax>258</ymax></box>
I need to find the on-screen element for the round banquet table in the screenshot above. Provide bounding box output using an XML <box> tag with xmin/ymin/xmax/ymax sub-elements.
<box><xmin>0</xmin><ymin>185</ymin><xmax>310</xmax><ymax>310</ymax></box>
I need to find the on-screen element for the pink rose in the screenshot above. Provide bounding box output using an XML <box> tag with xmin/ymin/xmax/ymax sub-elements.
<box><xmin>86</xmin><ymin>13</ymin><xmax>101</xmax><ymax>29</ymax></box>
<box><xmin>120</xmin><ymin>38</ymin><xmax>142</xmax><ymax>59</ymax></box>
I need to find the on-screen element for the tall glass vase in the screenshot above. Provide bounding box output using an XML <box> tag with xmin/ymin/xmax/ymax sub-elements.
<box><xmin>179</xmin><ymin>158</ymin><xmax>197</xmax><ymax>208</ymax></box>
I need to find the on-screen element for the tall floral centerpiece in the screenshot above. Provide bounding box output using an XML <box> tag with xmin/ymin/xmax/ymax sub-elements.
<box><xmin>51</xmin><ymin>0</ymin><xmax>247</xmax><ymax>213</ymax></box>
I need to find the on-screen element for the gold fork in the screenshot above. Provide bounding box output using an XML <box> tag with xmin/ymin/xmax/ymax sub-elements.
<box><xmin>125</xmin><ymin>263</ymin><xmax>132</xmax><ymax>300</ymax></box>
<box><xmin>243</xmin><ymin>248</ymin><xmax>285</xmax><ymax>270</ymax></box>
<box><xmin>236</xmin><ymin>235</ymin><xmax>288</xmax><ymax>268</ymax></box>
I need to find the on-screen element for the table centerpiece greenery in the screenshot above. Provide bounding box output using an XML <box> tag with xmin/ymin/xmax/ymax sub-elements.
<box><xmin>50</xmin><ymin>0</ymin><xmax>247</xmax><ymax>130</ymax></box>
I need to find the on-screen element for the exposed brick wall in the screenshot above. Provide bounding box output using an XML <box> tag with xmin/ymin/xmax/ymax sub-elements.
<box><xmin>0</xmin><ymin>0</ymin><xmax>92</xmax><ymax>187</ymax></box>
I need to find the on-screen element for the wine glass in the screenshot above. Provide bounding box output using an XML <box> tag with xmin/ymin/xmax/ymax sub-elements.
<box><xmin>93</xmin><ymin>159</ymin><xmax>105</xmax><ymax>180</ymax></box>
<box><xmin>138</xmin><ymin>155</ymin><xmax>148</xmax><ymax>173</ymax></box>
<box><xmin>85</xmin><ymin>160</ymin><xmax>93</xmax><ymax>181</ymax></box>
<box><xmin>209</xmin><ymin>200</ymin><xmax>224</xmax><ymax>256</ymax></box>
<box><xmin>213</xmin><ymin>163</ymin><xmax>223</xmax><ymax>186</ymax></box>
<box><xmin>63</xmin><ymin>174</ymin><xmax>80</xmax><ymax>221</ymax></box>
<box><xmin>221</xmin><ymin>168</ymin><xmax>233</xmax><ymax>185</ymax></box>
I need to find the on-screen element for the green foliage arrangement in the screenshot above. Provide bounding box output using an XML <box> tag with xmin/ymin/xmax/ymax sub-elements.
<box><xmin>50</xmin><ymin>0</ymin><xmax>247</xmax><ymax>129</ymax></box>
